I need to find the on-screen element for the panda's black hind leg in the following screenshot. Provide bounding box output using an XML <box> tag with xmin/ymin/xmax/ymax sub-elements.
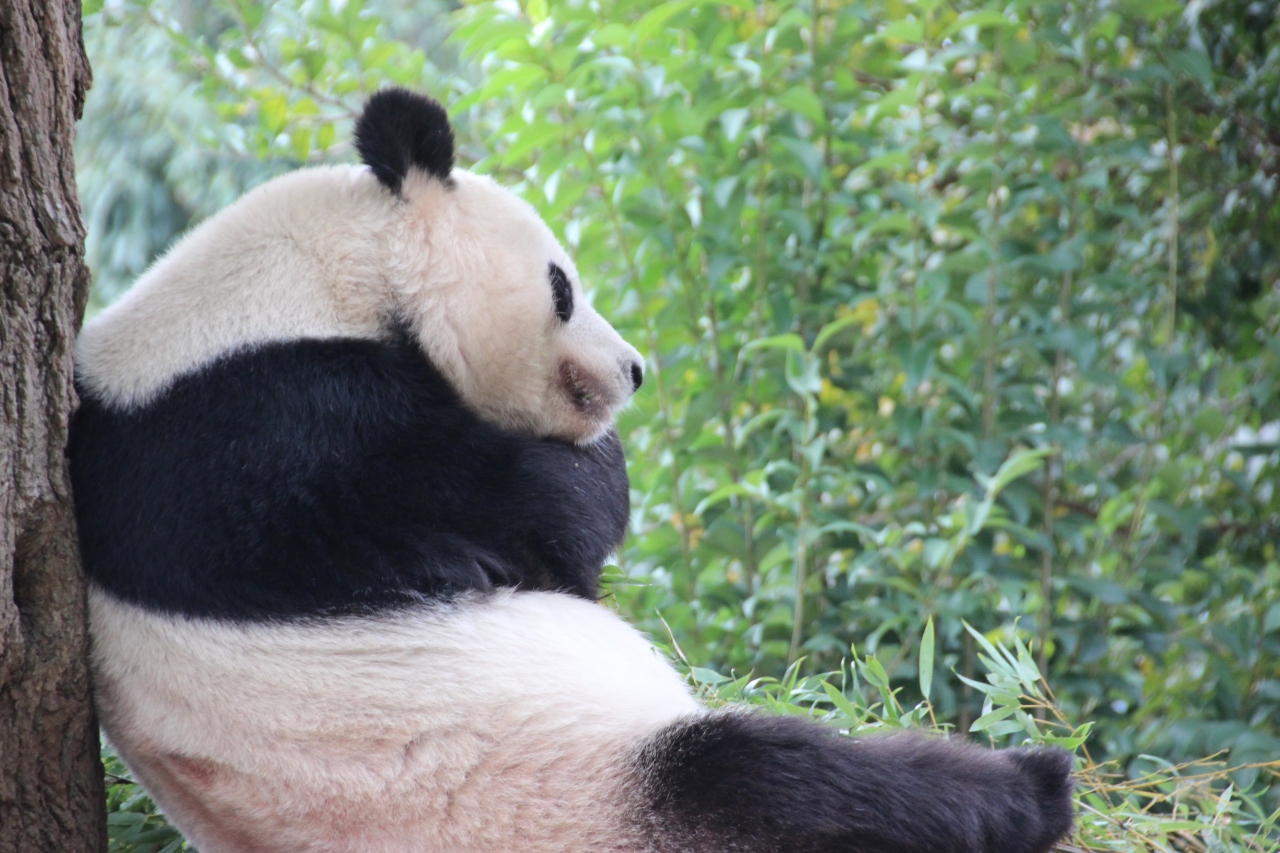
<box><xmin>637</xmin><ymin>712</ymin><xmax>1073</xmax><ymax>853</ymax></box>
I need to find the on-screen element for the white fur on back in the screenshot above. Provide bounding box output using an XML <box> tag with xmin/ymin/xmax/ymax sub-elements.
<box><xmin>76</xmin><ymin>166</ymin><xmax>393</xmax><ymax>410</ymax></box>
<box><xmin>77</xmin><ymin>164</ymin><xmax>641</xmax><ymax>443</ymax></box>
<box><xmin>91</xmin><ymin>587</ymin><xmax>699</xmax><ymax>852</ymax></box>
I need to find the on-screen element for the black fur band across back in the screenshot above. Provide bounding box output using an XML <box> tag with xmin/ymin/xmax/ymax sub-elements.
<box><xmin>70</xmin><ymin>332</ymin><xmax>629</xmax><ymax>619</ymax></box>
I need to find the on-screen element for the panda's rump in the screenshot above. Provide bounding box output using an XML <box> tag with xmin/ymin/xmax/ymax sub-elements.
<box><xmin>91</xmin><ymin>587</ymin><xmax>697</xmax><ymax>852</ymax></box>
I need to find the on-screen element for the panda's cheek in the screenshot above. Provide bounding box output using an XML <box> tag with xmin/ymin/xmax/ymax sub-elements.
<box><xmin>558</xmin><ymin>360</ymin><xmax>611</xmax><ymax>419</ymax></box>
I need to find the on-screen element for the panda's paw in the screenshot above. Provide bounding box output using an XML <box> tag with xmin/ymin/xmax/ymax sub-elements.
<box><xmin>994</xmin><ymin>745</ymin><xmax>1075</xmax><ymax>853</ymax></box>
<box><xmin>639</xmin><ymin>714</ymin><xmax>1075</xmax><ymax>853</ymax></box>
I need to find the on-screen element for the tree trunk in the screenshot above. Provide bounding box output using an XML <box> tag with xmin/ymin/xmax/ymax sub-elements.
<box><xmin>0</xmin><ymin>0</ymin><xmax>105</xmax><ymax>850</ymax></box>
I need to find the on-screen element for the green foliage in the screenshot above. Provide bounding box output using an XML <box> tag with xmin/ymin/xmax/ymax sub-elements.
<box><xmin>80</xmin><ymin>0</ymin><xmax>1280</xmax><ymax>848</ymax></box>
<box><xmin>696</xmin><ymin>628</ymin><xmax>1280</xmax><ymax>853</ymax></box>
<box><xmin>77</xmin><ymin>3</ymin><xmax>282</xmax><ymax>309</ymax></box>
<box><xmin>437</xmin><ymin>0</ymin><xmax>1280</xmax><ymax>777</ymax></box>
<box><xmin>104</xmin><ymin>747</ymin><xmax>189</xmax><ymax>852</ymax></box>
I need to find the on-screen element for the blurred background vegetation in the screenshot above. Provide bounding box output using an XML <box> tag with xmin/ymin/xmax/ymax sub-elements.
<box><xmin>80</xmin><ymin>0</ymin><xmax>1279</xmax><ymax>849</ymax></box>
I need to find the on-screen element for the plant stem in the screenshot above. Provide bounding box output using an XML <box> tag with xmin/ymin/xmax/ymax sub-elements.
<box><xmin>789</xmin><ymin>393</ymin><xmax>817</xmax><ymax>665</ymax></box>
<box><xmin>583</xmin><ymin>145</ymin><xmax>693</xmax><ymax>597</ymax></box>
<box><xmin>965</xmin><ymin>33</ymin><xmax>1007</xmax><ymax>736</ymax></box>
<box><xmin>1123</xmin><ymin>82</ymin><xmax>1179</xmax><ymax>567</ymax></box>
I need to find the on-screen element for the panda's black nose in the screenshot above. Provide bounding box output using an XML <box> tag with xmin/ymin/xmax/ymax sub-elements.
<box><xmin>628</xmin><ymin>361</ymin><xmax>644</xmax><ymax>393</ymax></box>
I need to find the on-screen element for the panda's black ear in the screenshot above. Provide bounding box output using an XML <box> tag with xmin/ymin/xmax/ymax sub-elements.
<box><xmin>354</xmin><ymin>87</ymin><xmax>455</xmax><ymax>195</ymax></box>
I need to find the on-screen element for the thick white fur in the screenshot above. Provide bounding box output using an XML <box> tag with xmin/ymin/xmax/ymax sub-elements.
<box><xmin>76</xmin><ymin>165</ymin><xmax>640</xmax><ymax>443</ymax></box>
<box><xmin>91</xmin><ymin>587</ymin><xmax>699</xmax><ymax>852</ymax></box>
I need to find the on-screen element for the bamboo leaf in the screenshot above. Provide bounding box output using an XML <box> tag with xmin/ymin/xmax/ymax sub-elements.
<box><xmin>919</xmin><ymin>617</ymin><xmax>935</xmax><ymax>701</ymax></box>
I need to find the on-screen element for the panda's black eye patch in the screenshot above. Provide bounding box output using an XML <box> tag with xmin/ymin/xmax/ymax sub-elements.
<box><xmin>549</xmin><ymin>263</ymin><xmax>574</xmax><ymax>323</ymax></box>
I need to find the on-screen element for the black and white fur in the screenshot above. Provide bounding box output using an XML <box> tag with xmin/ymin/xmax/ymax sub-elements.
<box><xmin>71</xmin><ymin>89</ymin><xmax>1074</xmax><ymax>853</ymax></box>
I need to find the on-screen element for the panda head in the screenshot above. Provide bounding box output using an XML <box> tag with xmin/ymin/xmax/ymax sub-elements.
<box><xmin>355</xmin><ymin>88</ymin><xmax>643</xmax><ymax>445</ymax></box>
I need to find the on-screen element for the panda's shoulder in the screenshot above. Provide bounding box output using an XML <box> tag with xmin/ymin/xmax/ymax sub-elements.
<box><xmin>75</xmin><ymin>164</ymin><xmax>393</xmax><ymax>409</ymax></box>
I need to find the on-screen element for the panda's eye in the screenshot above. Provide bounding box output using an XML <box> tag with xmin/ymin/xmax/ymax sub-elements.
<box><xmin>548</xmin><ymin>263</ymin><xmax>574</xmax><ymax>323</ymax></box>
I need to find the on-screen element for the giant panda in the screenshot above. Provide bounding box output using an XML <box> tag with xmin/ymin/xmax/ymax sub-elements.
<box><xmin>70</xmin><ymin>88</ymin><xmax>1075</xmax><ymax>853</ymax></box>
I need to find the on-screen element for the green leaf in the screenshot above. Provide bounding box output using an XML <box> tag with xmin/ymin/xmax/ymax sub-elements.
<box><xmin>815</xmin><ymin>520</ymin><xmax>884</xmax><ymax>543</ymax></box>
<box><xmin>863</xmin><ymin>212</ymin><xmax>913</xmax><ymax>236</ymax></box>
<box><xmin>988</xmin><ymin>447</ymin><xmax>1052</xmax><ymax>494</ymax></box>
<box><xmin>236</xmin><ymin>0</ymin><xmax>265</xmax><ymax>31</ymax></box>
<box><xmin>225</xmin><ymin>47</ymin><xmax>254</xmax><ymax>70</ymax></box>
<box><xmin>739</xmin><ymin>334</ymin><xmax>805</xmax><ymax>357</ymax></box>
<box><xmin>941</xmin><ymin>10</ymin><xmax>1017</xmax><ymax>39</ymax></box>
<box><xmin>719</xmin><ymin>108</ymin><xmax>751</xmax><ymax>142</ymax></box>
<box><xmin>983</xmin><ymin>718</ymin><xmax>1033</xmax><ymax>737</ymax></box>
<box><xmin>526</xmin><ymin>0</ymin><xmax>549</xmax><ymax>24</ymax></box>
<box><xmin>1122</xmin><ymin>0</ymin><xmax>1182</xmax><ymax>22</ymax></box>
<box><xmin>1092</xmin><ymin>12</ymin><xmax>1121</xmax><ymax>41</ymax></box>
<box><xmin>694</xmin><ymin>483</ymin><xmax>757</xmax><ymax>516</ymax></box>
<box><xmin>821</xmin><ymin>680</ymin><xmax>863</xmax><ymax>722</ymax></box>
<box><xmin>316</xmin><ymin>122</ymin><xmax>336</xmax><ymax>151</ymax></box>
<box><xmin>969</xmin><ymin>704</ymin><xmax>1017</xmax><ymax>732</ymax></box>
<box><xmin>259</xmin><ymin>92</ymin><xmax>288</xmax><ymax>136</ymax></box>
<box><xmin>1264</xmin><ymin>603</ymin><xmax>1280</xmax><ymax>634</ymax></box>
<box><xmin>636</xmin><ymin>0</ymin><xmax>695</xmax><ymax>42</ymax></box>
<box><xmin>776</xmin><ymin>86</ymin><xmax>826</xmax><ymax>125</ymax></box>
<box><xmin>922</xmin><ymin>538</ymin><xmax>949</xmax><ymax>569</ymax></box>
<box><xmin>879</xmin><ymin>19</ymin><xmax>923</xmax><ymax>43</ymax></box>
<box><xmin>812</xmin><ymin>314</ymin><xmax>865</xmax><ymax>351</ymax></box>
<box><xmin>483</xmin><ymin>63</ymin><xmax>549</xmax><ymax>95</ymax></box>
<box><xmin>459</xmin><ymin>19</ymin><xmax>532</xmax><ymax>57</ymax></box>
<box><xmin>962</xmin><ymin>623</ymin><xmax>1010</xmax><ymax>676</ymax></box>
<box><xmin>713</xmin><ymin>176</ymin><xmax>739</xmax><ymax>208</ymax></box>
<box><xmin>779</xmin><ymin>138</ymin><xmax>823</xmax><ymax>180</ymax></box>
<box><xmin>1168</xmin><ymin>49</ymin><xmax>1213</xmax><ymax>86</ymax></box>
<box><xmin>854</xmin><ymin>151</ymin><xmax>911</xmax><ymax>175</ymax></box>
<box><xmin>919</xmin><ymin>617</ymin><xmax>935</xmax><ymax>701</ymax></box>
<box><xmin>501</xmin><ymin>122</ymin><xmax>564</xmax><ymax>166</ymax></box>
<box><xmin>1193</xmin><ymin>406</ymin><xmax>1227</xmax><ymax>439</ymax></box>
<box><xmin>868</xmin><ymin>85</ymin><xmax>921</xmax><ymax>119</ymax></box>
<box><xmin>592</xmin><ymin>23</ymin><xmax>631</xmax><ymax>48</ymax></box>
<box><xmin>691</xmin><ymin>666</ymin><xmax>728</xmax><ymax>685</ymax></box>
<box><xmin>290</xmin><ymin>127</ymin><xmax>312</xmax><ymax>162</ymax></box>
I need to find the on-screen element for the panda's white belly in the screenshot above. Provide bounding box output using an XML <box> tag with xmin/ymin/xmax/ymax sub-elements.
<box><xmin>89</xmin><ymin>587</ymin><xmax>699</xmax><ymax>853</ymax></box>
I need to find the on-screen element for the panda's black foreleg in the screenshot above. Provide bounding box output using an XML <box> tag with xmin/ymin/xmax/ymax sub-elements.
<box><xmin>506</xmin><ymin>427</ymin><xmax>632</xmax><ymax>599</ymax></box>
<box><xmin>638</xmin><ymin>712</ymin><xmax>1073</xmax><ymax>853</ymax></box>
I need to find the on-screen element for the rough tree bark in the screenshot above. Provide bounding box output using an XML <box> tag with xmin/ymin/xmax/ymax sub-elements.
<box><xmin>0</xmin><ymin>0</ymin><xmax>105</xmax><ymax>850</ymax></box>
